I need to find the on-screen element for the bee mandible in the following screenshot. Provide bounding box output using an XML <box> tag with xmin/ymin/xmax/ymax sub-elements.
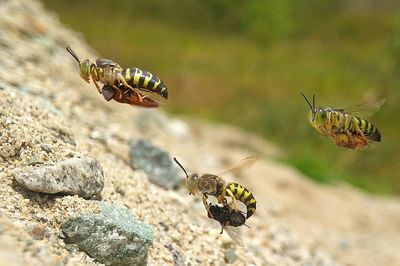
<box><xmin>173</xmin><ymin>156</ymin><xmax>257</xmax><ymax>219</ymax></box>
<box><xmin>300</xmin><ymin>91</ymin><xmax>384</xmax><ymax>149</ymax></box>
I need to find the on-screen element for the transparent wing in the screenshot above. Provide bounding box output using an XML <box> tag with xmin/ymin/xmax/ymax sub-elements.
<box><xmin>224</xmin><ymin>226</ymin><xmax>245</xmax><ymax>247</ymax></box>
<box><xmin>139</xmin><ymin>90</ymin><xmax>167</xmax><ymax>105</ymax></box>
<box><xmin>218</xmin><ymin>155</ymin><xmax>258</xmax><ymax>176</ymax></box>
<box><xmin>95</xmin><ymin>58</ymin><xmax>120</xmax><ymax>68</ymax></box>
<box><xmin>343</xmin><ymin>99</ymin><xmax>385</xmax><ymax>117</ymax></box>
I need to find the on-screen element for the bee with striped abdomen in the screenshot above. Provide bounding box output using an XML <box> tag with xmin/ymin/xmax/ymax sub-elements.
<box><xmin>66</xmin><ymin>46</ymin><xmax>168</xmax><ymax>105</ymax></box>
<box><xmin>173</xmin><ymin>156</ymin><xmax>257</xmax><ymax>219</ymax></box>
<box><xmin>206</xmin><ymin>202</ymin><xmax>248</xmax><ymax>247</ymax></box>
<box><xmin>300</xmin><ymin>92</ymin><xmax>384</xmax><ymax>149</ymax></box>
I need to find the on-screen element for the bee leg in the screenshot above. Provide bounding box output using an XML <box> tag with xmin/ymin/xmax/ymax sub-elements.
<box><xmin>202</xmin><ymin>194</ymin><xmax>210</xmax><ymax>212</ymax></box>
<box><xmin>225</xmin><ymin>189</ymin><xmax>238</xmax><ymax>210</ymax></box>
<box><xmin>203</xmin><ymin>195</ymin><xmax>215</xmax><ymax>219</ymax></box>
<box><xmin>112</xmin><ymin>85</ymin><xmax>124</xmax><ymax>100</ymax></box>
<box><xmin>115</xmin><ymin>73</ymin><xmax>146</xmax><ymax>102</ymax></box>
<box><xmin>353</xmin><ymin>121</ymin><xmax>369</xmax><ymax>147</ymax></box>
<box><xmin>92</xmin><ymin>79</ymin><xmax>102</xmax><ymax>94</ymax></box>
<box><xmin>353</xmin><ymin>122</ymin><xmax>369</xmax><ymax>143</ymax></box>
<box><xmin>220</xmin><ymin>227</ymin><xmax>224</xmax><ymax>234</ymax></box>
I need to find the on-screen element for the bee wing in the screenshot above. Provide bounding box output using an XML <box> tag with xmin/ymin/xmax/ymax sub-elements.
<box><xmin>224</xmin><ymin>226</ymin><xmax>245</xmax><ymax>247</ymax></box>
<box><xmin>95</xmin><ymin>58</ymin><xmax>120</xmax><ymax>68</ymax></box>
<box><xmin>217</xmin><ymin>155</ymin><xmax>258</xmax><ymax>176</ymax></box>
<box><xmin>139</xmin><ymin>90</ymin><xmax>167</xmax><ymax>105</ymax></box>
<box><xmin>343</xmin><ymin>99</ymin><xmax>386</xmax><ymax>117</ymax></box>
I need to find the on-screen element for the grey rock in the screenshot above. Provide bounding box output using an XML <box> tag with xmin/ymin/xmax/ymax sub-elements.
<box><xmin>40</xmin><ymin>143</ymin><xmax>53</xmax><ymax>153</ymax></box>
<box><xmin>28</xmin><ymin>155</ymin><xmax>44</xmax><ymax>166</ymax></box>
<box><xmin>62</xmin><ymin>202</ymin><xmax>153</xmax><ymax>266</ymax></box>
<box><xmin>224</xmin><ymin>249</ymin><xmax>237</xmax><ymax>264</ymax></box>
<box><xmin>13</xmin><ymin>156</ymin><xmax>104</xmax><ymax>198</ymax></box>
<box><xmin>129</xmin><ymin>138</ymin><xmax>181</xmax><ymax>190</ymax></box>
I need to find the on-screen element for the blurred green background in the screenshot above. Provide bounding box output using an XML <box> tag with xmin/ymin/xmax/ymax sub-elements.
<box><xmin>42</xmin><ymin>0</ymin><xmax>400</xmax><ymax>194</ymax></box>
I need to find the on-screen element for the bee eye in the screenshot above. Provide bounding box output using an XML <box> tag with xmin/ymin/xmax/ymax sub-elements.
<box><xmin>319</xmin><ymin>110</ymin><xmax>327</xmax><ymax>120</ymax></box>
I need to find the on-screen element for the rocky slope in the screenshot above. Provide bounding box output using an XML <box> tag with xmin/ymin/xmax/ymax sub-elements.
<box><xmin>0</xmin><ymin>1</ymin><xmax>399</xmax><ymax>265</ymax></box>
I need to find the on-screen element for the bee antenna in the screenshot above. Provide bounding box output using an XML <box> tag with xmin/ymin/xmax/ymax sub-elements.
<box><xmin>244</xmin><ymin>224</ymin><xmax>251</xmax><ymax>229</ymax></box>
<box><xmin>299</xmin><ymin>91</ymin><xmax>313</xmax><ymax>111</ymax></box>
<box><xmin>312</xmin><ymin>94</ymin><xmax>316</xmax><ymax>110</ymax></box>
<box><xmin>173</xmin><ymin>157</ymin><xmax>189</xmax><ymax>178</ymax></box>
<box><xmin>66</xmin><ymin>45</ymin><xmax>81</xmax><ymax>64</ymax></box>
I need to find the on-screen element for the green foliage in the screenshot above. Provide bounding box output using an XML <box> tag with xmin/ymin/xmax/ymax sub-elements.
<box><xmin>42</xmin><ymin>0</ymin><xmax>400</xmax><ymax>194</ymax></box>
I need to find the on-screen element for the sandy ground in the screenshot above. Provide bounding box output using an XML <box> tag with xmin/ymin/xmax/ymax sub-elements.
<box><xmin>0</xmin><ymin>1</ymin><xmax>399</xmax><ymax>265</ymax></box>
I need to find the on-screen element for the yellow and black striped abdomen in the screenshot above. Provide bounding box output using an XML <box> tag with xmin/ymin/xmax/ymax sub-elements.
<box><xmin>227</xmin><ymin>183</ymin><xmax>256</xmax><ymax>219</ymax></box>
<box><xmin>123</xmin><ymin>68</ymin><xmax>168</xmax><ymax>99</ymax></box>
<box><xmin>329</xmin><ymin>111</ymin><xmax>347</xmax><ymax>130</ymax></box>
<box><xmin>352</xmin><ymin>116</ymin><xmax>381</xmax><ymax>142</ymax></box>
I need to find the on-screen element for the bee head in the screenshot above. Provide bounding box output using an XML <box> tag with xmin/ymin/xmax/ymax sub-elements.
<box><xmin>79</xmin><ymin>59</ymin><xmax>91</xmax><ymax>83</ymax></box>
<box><xmin>66</xmin><ymin>46</ymin><xmax>91</xmax><ymax>83</ymax></box>
<box><xmin>300</xmin><ymin>91</ymin><xmax>320</xmax><ymax>123</ymax></box>
<box><xmin>173</xmin><ymin>157</ymin><xmax>198</xmax><ymax>195</ymax></box>
<box><xmin>186</xmin><ymin>174</ymin><xmax>200</xmax><ymax>195</ymax></box>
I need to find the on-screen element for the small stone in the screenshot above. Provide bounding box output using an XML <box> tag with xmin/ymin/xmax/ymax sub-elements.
<box><xmin>60</xmin><ymin>134</ymin><xmax>76</xmax><ymax>146</ymax></box>
<box><xmin>165</xmin><ymin>243</ymin><xmax>185</xmax><ymax>266</ymax></box>
<box><xmin>224</xmin><ymin>249</ymin><xmax>237</xmax><ymax>264</ymax></box>
<box><xmin>13</xmin><ymin>156</ymin><xmax>104</xmax><ymax>198</ymax></box>
<box><xmin>129</xmin><ymin>138</ymin><xmax>181</xmax><ymax>190</ymax></box>
<box><xmin>40</xmin><ymin>143</ymin><xmax>53</xmax><ymax>153</ymax></box>
<box><xmin>28</xmin><ymin>155</ymin><xmax>44</xmax><ymax>166</ymax></box>
<box><xmin>6</xmin><ymin>205</ymin><xmax>15</xmax><ymax>213</ymax></box>
<box><xmin>61</xmin><ymin>202</ymin><xmax>153</xmax><ymax>266</ymax></box>
<box><xmin>34</xmin><ymin>213</ymin><xmax>49</xmax><ymax>223</ymax></box>
<box><xmin>29</xmin><ymin>224</ymin><xmax>46</xmax><ymax>240</ymax></box>
<box><xmin>115</xmin><ymin>186</ymin><xmax>125</xmax><ymax>196</ymax></box>
<box><xmin>5</xmin><ymin>117</ymin><xmax>13</xmax><ymax>125</ymax></box>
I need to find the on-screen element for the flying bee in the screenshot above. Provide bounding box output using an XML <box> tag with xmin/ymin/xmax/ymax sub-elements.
<box><xmin>102</xmin><ymin>84</ymin><xmax>160</xmax><ymax>108</ymax></box>
<box><xmin>173</xmin><ymin>156</ymin><xmax>257</xmax><ymax>219</ymax></box>
<box><xmin>300</xmin><ymin>91</ymin><xmax>384</xmax><ymax>149</ymax></box>
<box><xmin>66</xmin><ymin>46</ymin><xmax>168</xmax><ymax>105</ymax></box>
<box><xmin>206</xmin><ymin>203</ymin><xmax>248</xmax><ymax>247</ymax></box>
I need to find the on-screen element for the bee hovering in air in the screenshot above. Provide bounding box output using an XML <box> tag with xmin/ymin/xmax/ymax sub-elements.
<box><xmin>66</xmin><ymin>46</ymin><xmax>168</xmax><ymax>106</ymax></box>
<box><xmin>300</xmin><ymin>91</ymin><xmax>384</xmax><ymax>149</ymax></box>
<box><xmin>206</xmin><ymin>203</ymin><xmax>248</xmax><ymax>247</ymax></box>
<box><xmin>173</xmin><ymin>156</ymin><xmax>257</xmax><ymax>219</ymax></box>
